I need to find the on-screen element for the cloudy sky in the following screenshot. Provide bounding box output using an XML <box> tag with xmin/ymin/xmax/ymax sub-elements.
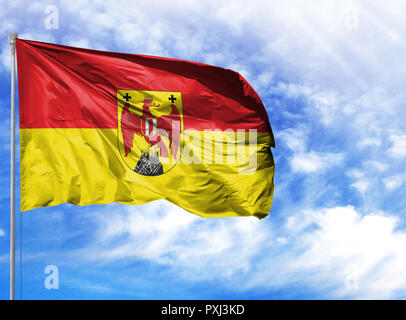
<box><xmin>1</xmin><ymin>0</ymin><xmax>406</xmax><ymax>299</ymax></box>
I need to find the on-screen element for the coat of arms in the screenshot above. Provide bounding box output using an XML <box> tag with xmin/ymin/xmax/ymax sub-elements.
<box><xmin>117</xmin><ymin>90</ymin><xmax>183</xmax><ymax>176</ymax></box>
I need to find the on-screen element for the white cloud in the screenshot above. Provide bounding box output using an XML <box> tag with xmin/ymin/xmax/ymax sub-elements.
<box><xmin>81</xmin><ymin>201</ymin><xmax>270</xmax><ymax>279</ymax></box>
<box><xmin>357</xmin><ymin>137</ymin><xmax>381</xmax><ymax>149</ymax></box>
<box><xmin>311</xmin><ymin>91</ymin><xmax>340</xmax><ymax>126</ymax></box>
<box><xmin>291</xmin><ymin>151</ymin><xmax>344</xmax><ymax>174</ymax></box>
<box><xmin>0</xmin><ymin>45</ymin><xmax>10</xmax><ymax>72</ymax></box>
<box><xmin>65</xmin><ymin>203</ymin><xmax>406</xmax><ymax>299</ymax></box>
<box><xmin>346</xmin><ymin>162</ymin><xmax>388</xmax><ymax>195</ymax></box>
<box><xmin>277</xmin><ymin>127</ymin><xmax>308</xmax><ymax>153</ymax></box>
<box><xmin>364</xmin><ymin>160</ymin><xmax>388</xmax><ymax>172</ymax></box>
<box><xmin>383</xmin><ymin>174</ymin><xmax>406</xmax><ymax>190</ymax></box>
<box><xmin>246</xmin><ymin>206</ymin><xmax>406</xmax><ymax>299</ymax></box>
<box><xmin>278</xmin><ymin>127</ymin><xmax>344</xmax><ymax>174</ymax></box>
<box><xmin>0</xmin><ymin>228</ymin><xmax>5</xmax><ymax>237</ymax></box>
<box><xmin>66</xmin><ymin>38</ymin><xmax>91</xmax><ymax>49</ymax></box>
<box><xmin>351</xmin><ymin>179</ymin><xmax>371</xmax><ymax>194</ymax></box>
<box><xmin>388</xmin><ymin>134</ymin><xmax>406</xmax><ymax>158</ymax></box>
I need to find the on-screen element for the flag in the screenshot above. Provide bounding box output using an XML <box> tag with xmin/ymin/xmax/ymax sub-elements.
<box><xmin>16</xmin><ymin>39</ymin><xmax>275</xmax><ymax>218</ymax></box>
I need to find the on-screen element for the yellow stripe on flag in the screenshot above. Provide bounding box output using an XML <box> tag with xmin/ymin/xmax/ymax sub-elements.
<box><xmin>20</xmin><ymin>128</ymin><xmax>274</xmax><ymax>218</ymax></box>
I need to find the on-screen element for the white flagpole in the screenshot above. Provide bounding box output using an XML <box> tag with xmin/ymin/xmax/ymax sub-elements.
<box><xmin>9</xmin><ymin>32</ymin><xmax>18</xmax><ymax>301</ymax></box>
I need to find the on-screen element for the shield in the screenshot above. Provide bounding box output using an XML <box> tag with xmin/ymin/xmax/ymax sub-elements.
<box><xmin>117</xmin><ymin>90</ymin><xmax>184</xmax><ymax>176</ymax></box>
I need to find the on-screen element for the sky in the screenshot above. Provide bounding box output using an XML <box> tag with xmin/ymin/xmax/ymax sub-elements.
<box><xmin>0</xmin><ymin>0</ymin><xmax>406</xmax><ymax>299</ymax></box>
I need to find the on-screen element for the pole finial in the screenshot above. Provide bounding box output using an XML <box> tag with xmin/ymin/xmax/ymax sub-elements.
<box><xmin>9</xmin><ymin>33</ymin><xmax>18</xmax><ymax>45</ymax></box>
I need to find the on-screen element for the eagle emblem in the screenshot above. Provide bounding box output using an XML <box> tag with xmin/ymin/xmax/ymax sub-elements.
<box><xmin>117</xmin><ymin>90</ymin><xmax>183</xmax><ymax>176</ymax></box>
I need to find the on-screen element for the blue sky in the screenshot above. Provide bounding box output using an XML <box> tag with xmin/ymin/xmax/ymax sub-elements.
<box><xmin>1</xmin><ymin>0</ymin><xmax>406</xmax><ymax>299</ymax></box>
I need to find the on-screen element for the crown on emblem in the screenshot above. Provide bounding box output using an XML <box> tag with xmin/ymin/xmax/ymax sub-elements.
<box><xmin>144</xmin><ymin>95</ymin><xmax>153</xmax><ymax>100</ymax></box>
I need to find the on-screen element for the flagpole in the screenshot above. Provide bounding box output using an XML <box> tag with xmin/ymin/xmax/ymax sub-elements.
<box><xmin>9</xmin><ymin>33</ymin><xmax>18</xmax><ymax>301</ymax></box>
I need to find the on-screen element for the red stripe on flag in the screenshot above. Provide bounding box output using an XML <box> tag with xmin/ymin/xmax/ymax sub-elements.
<box><xmin>17</xmin><ymin>39</ymin><xmax>273</xmax><ymax>135</ymax></box>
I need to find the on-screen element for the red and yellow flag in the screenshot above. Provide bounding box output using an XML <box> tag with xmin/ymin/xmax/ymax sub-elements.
<box><xmin>16</xmin><ymin>39</ymin><xmax>275</xmax><ymax>218</ymax></box>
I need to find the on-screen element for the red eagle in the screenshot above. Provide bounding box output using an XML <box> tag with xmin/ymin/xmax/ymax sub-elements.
<box><xmin>121</xmin><ymin>97</ymin><xmax>180</xmax><ymax>159</ymax></box>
